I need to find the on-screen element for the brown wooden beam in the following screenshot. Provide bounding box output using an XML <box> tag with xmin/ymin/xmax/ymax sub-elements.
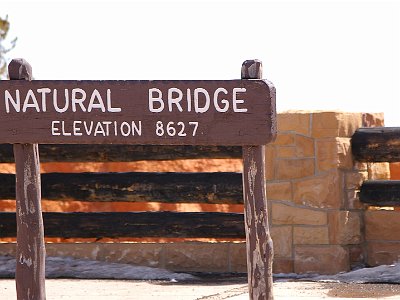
<box><xmin>0</xmin><ymin>144</ymin><xmax>242</xmax><ymax>163</ymax></box>
<box><xmin>352</xmin><ymin>127</ymin><xmax>400</xmax><ymax>162</ymax></box>
<box><xmin>359</xmin><ymin>180</ymin><xmax>400</xmax><ymax>206</ymax></box>
<box><xmin>0</xmin><ymin>212</ymin><xmax>245</xmax><ymax>238</ymax></box>
<box><xmin>0</xmin><ymin>172</ymin><xmax>243</xmax><ymax>204</ymax></box>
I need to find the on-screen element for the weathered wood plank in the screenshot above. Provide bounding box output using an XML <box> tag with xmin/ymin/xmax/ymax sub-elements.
<box><xmin>0</xmin><ymin>144</ymin><xmax>242</xmax><ymax>163</ymax></box>
<box><xmin>359</xmin><ymin>180</ymin><xmax>400</xmax><ymax>206</ymax></box>
<box><xmin>0</xmin><ymin>212</ymin><xmax>245</xmax><ymax>238</ymax></box>
<box><xmin>352</xmin><ymin>127</ymin><xmax>400</xmax><ymax>162</ymax></box>
<box><xmin>242</xmin><ymin>60</ymin><xmax>275</xmax><ymax>300</ymax></box>
<box><xmin>10</xmin><ymin>59</ymin><xmax>46</xmax><ymax>300</ymax></box>
<box><xmin>0</xmin><ymin>172</ymin><xmax>243</xmax><ymax>204</ymax></box>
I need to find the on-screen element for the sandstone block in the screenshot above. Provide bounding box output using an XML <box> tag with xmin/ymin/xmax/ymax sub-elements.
<box><xmin>345</xmin><ymin>171</ymin><xmax>368</xmax><ymax>190</ymax></box>
<box><xmin>328</xmin><ymin>211</ymin><xmax>361</xmax><ymax>245</ymax></box>
<box><xmin>273</xmin><ymin>133</ymin><xmax>295</xmax><ymax>146</ymax></box>
<box><xmin>390</xmin><ymin>162</ymin><xmax>400</xmax><ymax>180</ymax></box>
<box><xmin>277</xmin><ymin>146</ymin><xmax>296</xmax><ymax>158</ymax></box>
<box><xmin>271</xmin><ymin>226</ymin><xmax>293</xmax><ymax>258</ymax></box>
<box><xmin>293</xmin><ymin>226</ymin><xmax>329</xmax><ymax>245</ymax></box>
<box><xmin>312</xmin><ymin>112</ymin><xmax>362</xmax><ymax>138</ymax></box>
<box><xmin>362</xmin><ymin>112</ymin><xmax>385</xmax><ymax>127</ymax></box>
<box><xmin>271</xmin><ymin>203</ymin><xmax>327</xmax><ymax>225</ymax></box>
<box><xmin>316</xmin><ymin>138</ymin><xmax>352</xmax><ymax>172</ymax></box>
<box><xmin>265</xmin><ymin>145</ymin><xmax>276</xmax><ymax>180</ymax></box>
<box><xmin>354</xmin><ymin>162</ymin><xmax>368</xmax><ymax>171</ymax></box>
<box><xmin>228</xmin><ymin>242</ymin><xmax>247</xmax><ymax>273</ymax></box>
<box><xmin>349</xmin><ymin>245</ymin><xmax>365</xmax><ymax>268</ymax></box>
<box><xmin>164</xmin><ymin>242</ymin><xmax>229</xmax><ymax>272</ymax></box>
<box><xmin>266</xmin><ymin>181</ymin><xmax>292</xmax><ymax>201</ymax></box>
<box><xmin>367</xmin><ymin>242</ymin><xmax>400</xmax><ymax>266</ymax></box>
<box><xmin>368</xmin><ymin>163</ymin><xmax>390</xmax><ymax>180</ymax></box>
<box><xmin>273</xmin><ymin>258</ymin><xmax>294</xmax><ymax>274</ymax></box>
<box><xmin>277</xmin><ymin>112</ymin><xmax>311</xmax><ymax>136</ymax></box>
<box><xmin>365</xmin><ymin>210</ymin><xmax>400</xmax><ymax>241</ymax></box>
<box><xmin>295</xmin><ymin>135</ymin><xmax>314</xmax><ymax>157</ymax></box>
<box><xmin>293</xmin><ymin>170</ymin><xmax>342</xmax><ymax>209</ymax></box>
<box><xmin>345</xmin><ymin>189</ymin><xmax>365</xmax><ymax>210</ymax></box>
<box><xmin>276</xmin><ymin>158</ymin><xmax>315</xmax><ymax>180</ymax></box>
<box><xmin>294</xmin><ymin>245</ymin><xmax>349</xmax><ymax>274</ymax></box>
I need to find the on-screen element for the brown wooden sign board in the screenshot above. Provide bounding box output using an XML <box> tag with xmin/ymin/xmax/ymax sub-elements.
<box><xmin>0</xmin><ymin>80</ymin><xmax>275</xmax><ymax>145</ymax></box>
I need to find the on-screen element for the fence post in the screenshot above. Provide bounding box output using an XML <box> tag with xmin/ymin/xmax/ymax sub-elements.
<box><xmin>8</xmin><ymin>58</ymin><xmax>46</xmax><ymax>300</ymax></box>
<box><xmin>241</xmin><ymin>59</ymin><xmax>274</xmax><ymax>300</ymax></box>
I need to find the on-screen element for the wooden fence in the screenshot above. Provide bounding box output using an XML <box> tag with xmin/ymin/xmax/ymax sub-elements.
<box><xmin>0</xmin><ymin>144</ymin><xmax>246</xmax><ymax>239</ymax></box>
<box><xmin>352</xmin><ymin>127</ymin><xmax>400</xmax><ymax>206</ymax></box>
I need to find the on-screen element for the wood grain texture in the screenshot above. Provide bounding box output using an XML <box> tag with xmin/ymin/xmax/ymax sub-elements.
<box><xmin>10</xmin><ymin>59</ymin><xmax>46</xmax><ymax>300</ymax></box>
<box><xmin>352</xmin><ymin>127</ymin><xmax>400</xmax><ymax>162</ymax></box>
<box><xmin>0</xmin><ymin>144</ymin><xmax>242</xmax><ymax>163</ymax></box>
<box><xmin>359</xmin><ymin>180</ymin><xmax>400</xmax><ymax>206</ymax></box>
<box><xmin>0</xmin><ymin>80</ymin><xmax>275</xmax><ymax>145</ymax></box>
<box><xmin>0</xmin><ymin>172</ymin><xmax>243</xmax><ymax>203</ymax></box>
<box><xmin>242</xmin><ymin>60</ymin><xmax>274</xmax><ymax>300</ymax></box>
<box><xmin>0</xmin><ymin>212</ymin><xmax>245</xmax><ymax>238</ymax></box>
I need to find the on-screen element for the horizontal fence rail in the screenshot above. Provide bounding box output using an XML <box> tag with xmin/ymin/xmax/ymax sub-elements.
<box><xmin>0</xmin><ymin>212</ymin><xmax>245</xmax><ymax>238</ymax></box>
<box><xmin>0</xmin><ymin>172</ymin><xmax>243</xmax><ymax>204</ymax></box>
<box><xmin>352</xmin><ymin>127</ymin><xmax>400</xmax><ymax>162</ymax></box>
<box><xmin>0</xmin><ymin>144</ymin><xmax>242</xmax><ymax>163</ymax></box>
<box><xmin>359</xmin><ymin>180</ymin><xmax>400</xmax><ymax>206</ymax></box>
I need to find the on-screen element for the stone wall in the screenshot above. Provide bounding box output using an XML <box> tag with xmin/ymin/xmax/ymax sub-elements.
<box><xmin>267</xmin><ymin>111</ymin><xmax>388</xmax><ymax>274</ymax></box>
<box><xmin>0</xmin><ymin>110</ymin><xmax>393</xmax><ymax>275</ymax></box>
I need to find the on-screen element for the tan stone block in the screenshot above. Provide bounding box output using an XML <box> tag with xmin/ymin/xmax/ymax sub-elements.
<box><xmin>365</xmin><ymin>211</ymin><xmax>400</xmax><ymax>241</ymax></box>
<box><xmin>293</xmin><ymin>170</ymin><xmax>342</xmax><ymax>209</ymax></box>
<box><xmin>271</xmin><ymin>226</ymin><xmax>292</xmax><ymax>258</ymax></box>
<box><xmin>45</xmin><ymin>243</ymin><xmax>164</xmax><ymax>268</ymax></box>
<box><xmin>345</xmin><ymin>171</ymin><xmax>368</xmax><ymax>189</ymax></box>
<box><xmin>295</xmin><ymin>135</ymin><xmax>314</xmax><ymax>157</ymax></box>
<box><xmin>228</xmin><ymin>242</ymin><xmax>247</xmax><ymax>273</ymax></box>
<box><xmin>293</xmin><ymin>226</ymin><xmax>329</xmax><ymax>245</ymax></box>
<box><xmin>272</xmin><ymin>203</ymin><xmax>327</xmax><ymax>225</ymax></box>
<box><xmin>276</xmin><ymin>158</ymin><xmax>314</xmax><ymax>180</ymax></box>
<box><xmin>328</xmin><ymin>211</ymin><xmax>361</xmax><ymax>245</ymax></box>
<box><xmin>266</xmin><ymin>181</ymin><xmax>292</xmax><ymax>200</ymax></box>
<box><xmin>265</xmin><ymin>145</ymin><xmax>276</xmax><ymax>180</ymax></box>
<box><xmin>277</xmin><ymin>112</ymin><xmax>311</xmax><ymax>136</ymax></box>
<box><xmin>354</xmin><ymin>162</ymin><xmax>368</xmax><ymax>171</ymax></box>
<box><xmin>368</xmin><ymin>163</ymin><xmax>390</xmax><ymax>180</ymax></box>
<box><xmin>362</xmin><ymin>112</ymin><xmax>385</xmax><ymax>127</ymax></box>
<box><xmin>97</xmin><ymin>243</ymin><xmax>163</xmax><ymax>267</ymax></box>
<box><xmin>345</xmin><ymin>190</ymin><xmax>365</xmax><ymax>210</ymax></box>
<box><xmin>164</xmin><ymin>242</ymin><xmax>229</xmax><ymax>272</ymax></box>
<box><xmin>316</xmin><ymin>138</ymin><xmax>352</xmax><ymax>172</ymax></box>
<box><xmin>277</xmin><ymin>146</ymin><xmax>296</xmax><ymax>158</ymax></box>
<box><xmin>294</xmin><ymin>245</ymin><xmax>349</xmax><ymax>274</ymax></box>
<box><xmin>367</xmin><ymin>242</ymin><xmax>400</xmax><ymax>266</ymax></box>
<box><xmin>273</xmin><ymin>258</ymin><xmax>294</xmax><ymax>273</ymax></box>
<box><xmin>349</xmin><ymin>245</ymin><xmax>365</xmax><ymax>268</ymax></box>
<box><xmin>312</xmin><ymin>112</ymin><xmax>362</xmax><ymax>138</ymax></box>
<box><xmin>273</xmin><ymin>133</ymin><xmax>295</xmax><ymax>146</ymax></box>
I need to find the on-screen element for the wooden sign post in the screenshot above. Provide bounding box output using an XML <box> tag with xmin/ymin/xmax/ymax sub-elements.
<box><xmin>4</xmin><ymin>58</ymin><xmax>276</xmax><ymax>300</ymax></box>
<box><xmin>8</xmin><ymin>59</ymin><xmax>46</xmax><ymax>300</ymax></box>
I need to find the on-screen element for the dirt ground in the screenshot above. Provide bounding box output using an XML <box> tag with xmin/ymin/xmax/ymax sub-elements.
<box><xmin>1</xmin><ymin>279</ymin><xmax>400</xmax><ymax>299</ymax></box>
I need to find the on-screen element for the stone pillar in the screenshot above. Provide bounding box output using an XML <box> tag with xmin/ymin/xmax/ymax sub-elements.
<box><xmin>267</xmin><ymin>111</ymin><xmax>388</xmax><ymax>274</ymax></box>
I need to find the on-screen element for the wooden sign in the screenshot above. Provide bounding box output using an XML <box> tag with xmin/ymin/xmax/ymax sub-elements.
<box><xmin>0</xmin><ymin>80</ymin><xmax>275</xmax><ymax>145</ymax></box>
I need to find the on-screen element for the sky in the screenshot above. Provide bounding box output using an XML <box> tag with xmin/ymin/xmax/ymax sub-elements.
<box><xmin>2</xmin><ymin>0</ymin><xmax>400</xmax><ymax>125</ymax></box>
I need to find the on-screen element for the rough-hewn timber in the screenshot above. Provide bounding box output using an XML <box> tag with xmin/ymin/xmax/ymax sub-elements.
<box><xmin>359</xmin><ymin>180</ymin><xmax>400</xmax><ymax>206</ymax></box>
<box><xmin>10</xmin><ymin>58</ymin><xmax>46</xmax><ymax>300</ymax></box>
<box><xmin>0</xmin><ymin>172</ymin><xmax>243</xmax><ymax>204</ymax></box>
<box><xmin>352</xmin><ymin>127</ymin><xmax>400</xmax><ymax>162</ymax></box>
<box><xmin>0</xmin><ymin>144</ymin><xmax>242</xmax><ymax>163</ymax></box>
<box><xmin>0</xmin><ymin>212</ymin><xmax>245</xmax><ymax>238</ymax></box>
<box><xmin>242</xmin><ymin>60</ymin><xmax>275</xmax><ymax>300</ymax></box>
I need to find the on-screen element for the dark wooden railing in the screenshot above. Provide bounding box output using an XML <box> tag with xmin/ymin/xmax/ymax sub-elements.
<box><xmin>0</xmin><ymin>145</ymin><xmax>245</xmax><ymax>238</ymax></box>
<box><xmin>352</xmin><ymin>127</ymin><xmax>400</xmax><ymax>206</ymax></box>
